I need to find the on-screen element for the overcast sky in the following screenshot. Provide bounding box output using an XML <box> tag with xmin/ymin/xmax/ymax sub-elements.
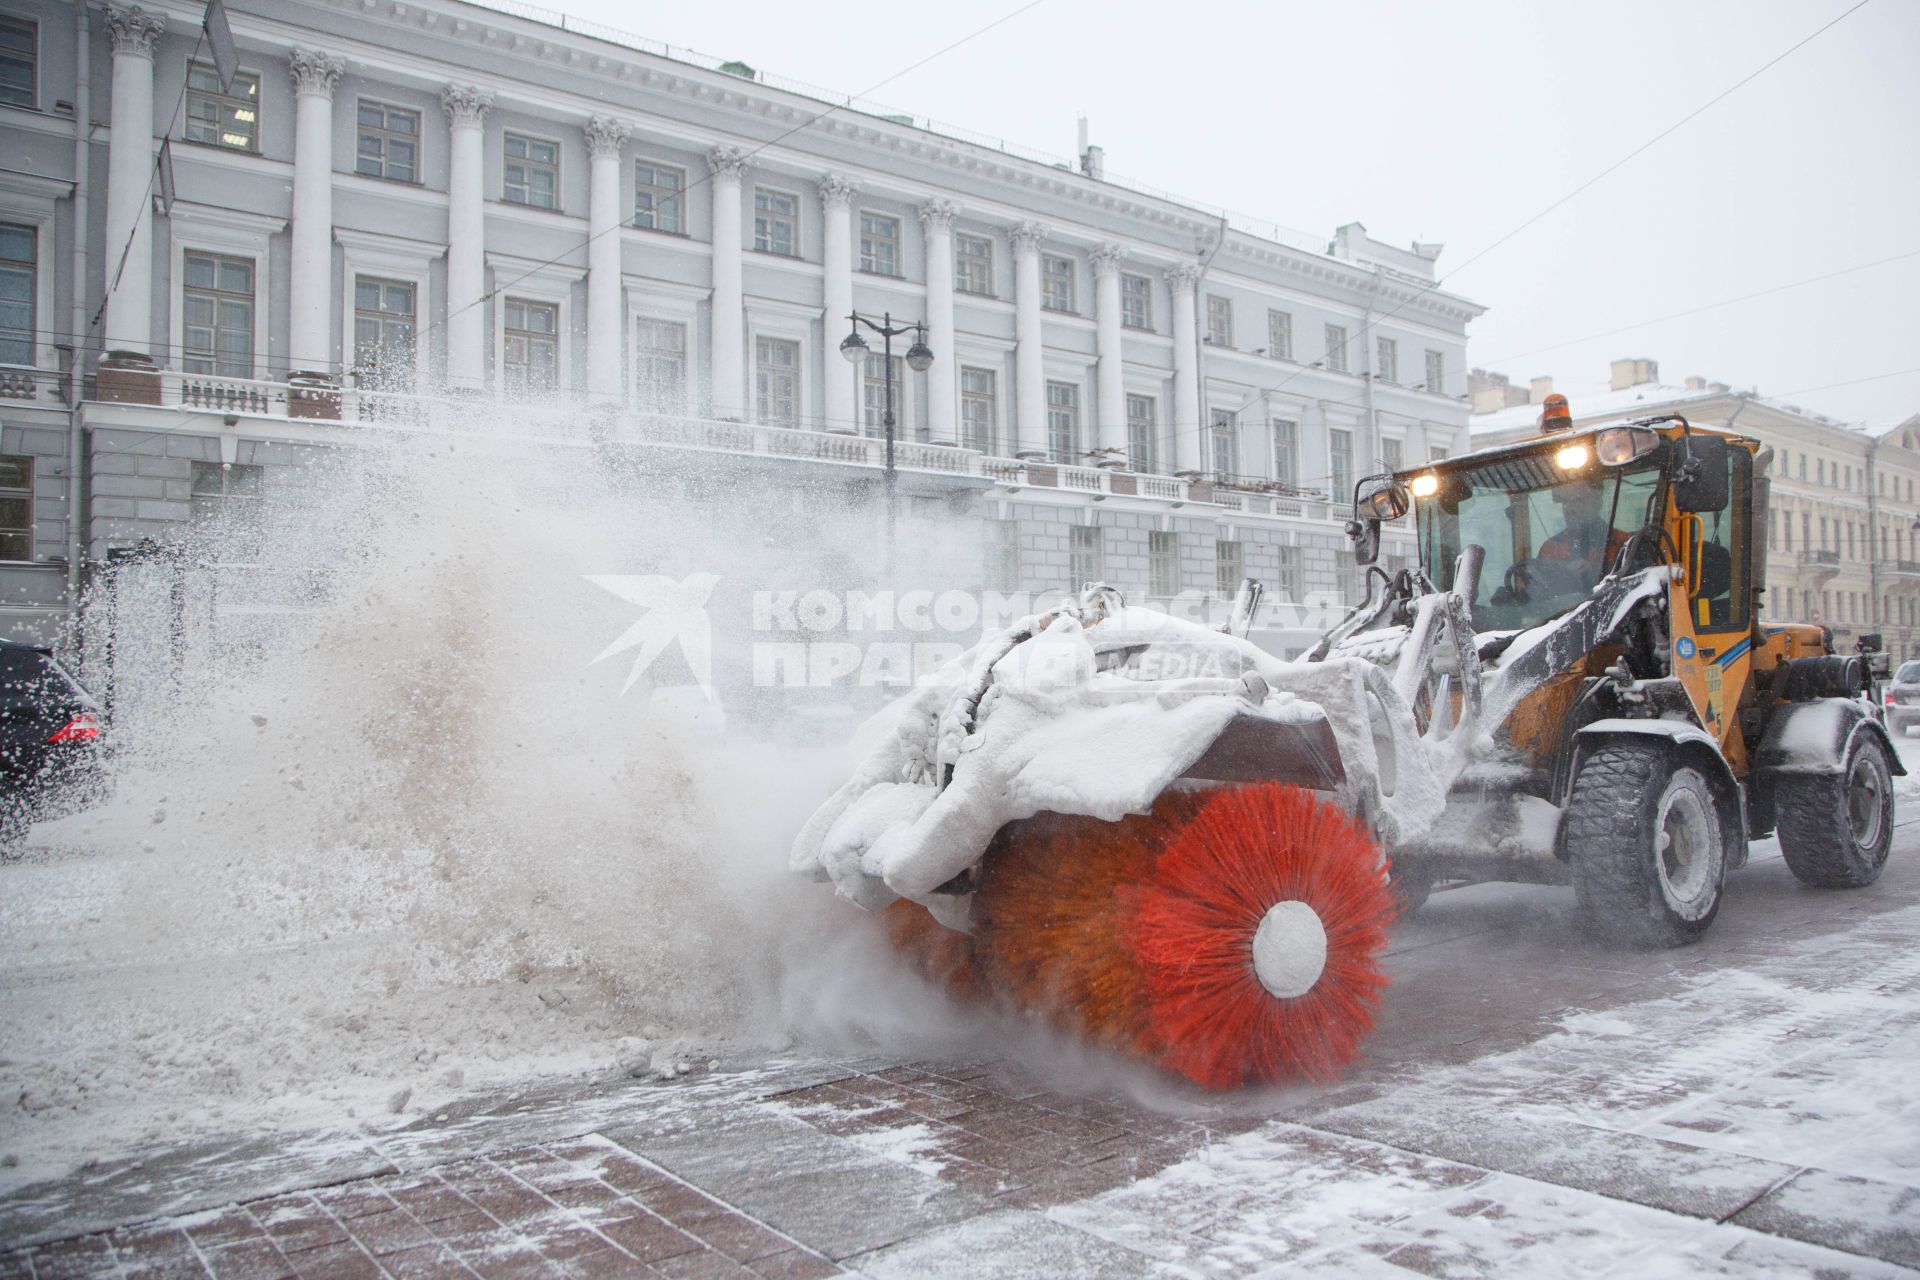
<box><xmin>538</xmin><ymin>0</ymin><xmax>1919</xmax><ymax>430</ymax></box>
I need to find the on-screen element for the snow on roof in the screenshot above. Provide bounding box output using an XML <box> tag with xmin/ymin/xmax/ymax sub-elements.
<box><xmin>1470</xmin><ymin>382</ymin><xmax>1717</xmax><ymax>436</ymax></box>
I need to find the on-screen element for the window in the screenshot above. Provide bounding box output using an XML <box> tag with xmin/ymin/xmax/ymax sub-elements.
<box><xmin>859</xmin><ymin>212</ymin><xmax>900</xmax><ymax>276</ymax></box>
<box><xmin>754</xmin><ymin>188</ymin><xmax>798</xmax><ymax>256</ymax></box>
<box><xmin>1325</xmin><ymin>324</ymin><xmax>1349</xmax><ymax>373</ymax></box>
<box><xmin>1206</xmin><ymin>295</ymin><xmax>1233</xmax><ymax>347</ymax></box>
<box><xmin>862</xmin><ymin>353</ymin><xmax>905</xmax><ymax>438</ymax></box>
<box><xmin>955</xmin><ymin>233</ymin><xmax>993</xmax><ymax>295</ymax></box>
<box><xmin>1126</xmin><ymin>394</ymin><xmax>1157</xmax><ymax>473</ymax></box>
<box><xmin>0</xmin><ymin>17</ymin><xmax>34</xmax><ymax>109</ymax></box>
<box><xmin>355</xmin><ymin>101</ymin><xmax>419</xmax><ymax>182</ymax></box>
<box><xmin>1430</xmin><ymin>444</ymin><xmax>1450</xmax><ymax>463</ymax></box>
<box><xmin>353</xmin><ymin>277</ymin><xmax>415</xmax><ymax>389</ymax></box>
<box><xmin>501</xmin><ymin>299</ymin><xmax>558</xmax><ymax>394</ymax></box>
<box><xmin>960</xmin><ymin>367</ymin><xmax>996</xmax><ymax>453</ymax></box>
<box><xmin>1267</xmin><ymin>309</ymin><xmax>1292</xmax><ymax>361</ymax></box>
<box><xmin>1149</xmin><ymin>530</ymin><xmax>1178</xmax><ymax>597</ymax></box>
<box><xmin>1070</xmin><ymin>525</ymin><xmax>1103</xmax><ymax>589</ymax></box>
<box><xmin>0</xmin><ymin>223</ymin><xmax>32</xmax><ymax>366</ymax></box>
<box><xmin>1425</xmin><ymin>349</ymin><xmax>1445</xmax><ymax>392</ymax></box>
<box><xmin>1275</xmin><ymin>545</ymin><xmax>1301</xmax><ymax>601</ymax></box>
<box><xmin>1271</xmin><ymin>418</ymin><xmax>1298</xmax><ymax>486</ymax></box>
<box><xmin>503</xmin><ymin>134</ymin><xmax>560</xmax><ymax>209</ymax></box>
<box><xmin>633</xmin><ymin>318</ymin><xmax>686</xmax><ymax>411</ymax></box>
<box><xmin>1046</xmin><ymin>381</ymin><xmax>1079</xmax><ymax>463</ymax></box>
<box><xmin>634</xmin><ymin>161</ymin><xmax>685</xmax><ymax>234</ymax></box>
<box><xmin>1329</xmin><ymin>427</ymin><xmax>1353</xmax><ymax>499</ymax></box>
<box><xmin>182</xmin><ymin>252</ymin><xmax>254</xmax><ymax>378</ymax></box>
<box><xmin>1216</xmin><ymin>540</ymin><xmax>1244</xmax><ymax>599</ymax></box>
<box><xmin>1121</xmin><ymin>274</ymin><xmax>1152</xmax><ymax>330</ymax></box>
<box><xmin>1209</xmin><ymin>408</ymin><xmax>1237</xmax><ymax>479</ymax></box>
<box><xmin>1375</xmin><ymin>337</ymin><xmax>1398</xmax><ymax>383</ymax></box>
<box><xmin>1041</xmin><ymin>255</ymin><xmax>1075</xmax><ymax>313</ymax></box>
<box><xmin>189</xmin><ymin>461</ymin><xmax>262</xmax><ymax>558</ymax></box>
<box><xmin>992</xmin><ymin>519</ymin><xmax>1021</xmax><ymax>590</ymax></box>
<box><xmin>186</xmin><ymin>62</ymin><xmax>259</xmax><ymax>151</ymax></box>
<box><xmin>1381</xmin><ymin>436</ymin><xmax>1403</xmax><ymax>472</ymax></box>
<box><xmin>0</xmin><ymin>455</ymin><xmax>29</xmax><ymax>560</ymax></box>
<box><xmin>755</xmin><ymin>336</ymin><xmax>799</xmax><ymax>426</ymax></box>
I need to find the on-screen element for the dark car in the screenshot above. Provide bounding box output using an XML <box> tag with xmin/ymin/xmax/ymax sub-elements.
<box><xmin>1887</xmin><ymin>661</ymin><xmax>1920</xmax><ymax>736</ymax></box>
<box><xmin>0</xmin><ymin>638</ymin><xmax>105</xmax><ymax>851</ymax></box>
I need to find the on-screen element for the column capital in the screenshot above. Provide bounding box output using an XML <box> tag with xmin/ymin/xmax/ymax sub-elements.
<box><xmin>441</xmin><ymin>84</ymin><xmax>495</xmax><ymax>129</ymax></box>
<box><xmin>1090</xmin><ymin>243</ymin><xmax>1126</xmax><ymax>278</ymax></box>
<box><xmin>1165</xmin><ymin>262</ymin><xmax>1203</xmax><ymax>294</ymax></box>
<box><xmin>819</xmin><ymin>174</ymin><xmax>858</xmax><ymax>212</ymax></box>
<box><xmin>288</xmin><ymin>49</ymin><xmax>344</xmax><ymax>100</ymax></box>
<box><xmin>585</xmin><ymin>115</ymin><xmax>630</xmax><ymax>159</ymax></box>
<box><xmin>917</xmin><ymin>198</ymin><xmax>957</xmax><ymax>234</ymax></box>
<box><xmin>105</xmin><ymin>5</ymin><xmax>165</xmax><ymax>58</ymax></box>
<box><xmin>1010</xmin><ymin>220</ymin><xmax>1049</xmax><ymax>255</ymax></box>
<box><xmin>708</xmin><ymin>145</ymin><xmax>750</xmax><ymax>182</ymax></box>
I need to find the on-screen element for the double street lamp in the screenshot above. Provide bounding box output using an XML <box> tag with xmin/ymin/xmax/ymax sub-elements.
<box><xmin>840</xmin><ymin>312</ymin><xmax>934</xmax><ymax>576</ymax></box>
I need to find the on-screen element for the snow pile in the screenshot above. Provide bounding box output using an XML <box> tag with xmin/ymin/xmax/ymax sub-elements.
<box><xmin>0</xmin><ymin>431</ymin><xmax>901</xmax><ymax>1186</ymax></box>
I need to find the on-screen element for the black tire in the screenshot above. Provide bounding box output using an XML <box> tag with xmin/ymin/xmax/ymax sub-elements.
<box><xmin>1776</xmin><ymin>730</ymin><xmax>1894</xmax><ymax>888</ymax></box>
<box><xmin>1567</xmin><ymin>741</ymin><xmax>1728</xmax><ymax>947</ymax></box>
<box><xmin>1386</xmin><ymin>861</ymin><xmax>1432</xmax><ymax>916</ymax></box>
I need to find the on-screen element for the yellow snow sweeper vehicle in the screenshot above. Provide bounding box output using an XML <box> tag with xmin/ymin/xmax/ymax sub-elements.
<box><xmin>790</xmin><ymin>396</ymin><xmax>1899</xmax><ymax>1089</ymax></box>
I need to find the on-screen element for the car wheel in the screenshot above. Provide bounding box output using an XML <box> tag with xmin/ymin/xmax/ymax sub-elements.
<box><xmin>1776</xmin><ymin>730</ymin><xmax>1894</xmax><ymax>889</ymax></box>
<box><xmin>1567</xmin><ymin>741</ymin><xmax>1728</xmax><ymax>947</ymax></box>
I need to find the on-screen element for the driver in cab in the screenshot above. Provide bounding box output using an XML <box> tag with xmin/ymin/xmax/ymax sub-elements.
<box><xmin>1538</xmin><ymin>480</ymin><xmax>1628</xmax><ymax>574</ymax></box>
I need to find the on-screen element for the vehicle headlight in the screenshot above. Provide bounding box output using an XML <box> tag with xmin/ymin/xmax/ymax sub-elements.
<box><xmin>1555</xmin><ymin>443</ymin><xmax>1591</xmax><ymax>471</ymax></box>
<box><xmin>1595</xmin><ymin>426</ymin><xmax>1661</xmax><ymax>466</ymax></box>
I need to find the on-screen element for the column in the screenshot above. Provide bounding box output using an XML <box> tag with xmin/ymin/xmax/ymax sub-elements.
<box><xmin>1011</xmin><ymin>221</ymin><xmax>1048</xmax><ymax>459</ymax></box>
<box><xmin>819</xmin><ymin>175</ymin><xmax>857</xmax><ymax>433</ymax></box>
<box><xmin>103</xmin><ymin>5</ymin><xmax>165</xmax><ymax>355</ymax></box>
<box><xmin>1091</xmin><ymin>243</ymin><xmax>1126</xmax><ymax>460</ymax></box>
<box><xmin>707</xmin><ymin>146</ymin><xmax>748</xmax><ymax>419</ymax></box>
<box><xmin>919</xmin><ymin>199</ymin><xmax>958</xmax><ymax>447</ymax></box>
<box><xmin>1167</xmin><ymin>263</ymin><xmax>1204</xmax><ymax>475</ymax></box>
<box><xmin>442</xmin><ymin>85</ymin><xmax>493</xmax><ymax>392</ymax></box>
<box><xmin>288</xmin><ymin>50</ymin><xmax>343</xmax><ymax>374</ymax></box>
<box><xmin>585</xmin><ymin>115</ymin><xmax>630</xmax><ymax>403</ymax></box>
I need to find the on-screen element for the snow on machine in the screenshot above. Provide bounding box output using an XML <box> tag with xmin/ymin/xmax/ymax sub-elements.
<box><xmin>791</xmin><ymin>397</ymin><xmax>1900</xmax><ymax>1089</ymax></box>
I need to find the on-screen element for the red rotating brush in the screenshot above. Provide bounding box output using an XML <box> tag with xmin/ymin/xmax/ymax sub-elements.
<box><xmin>1120</xmin><ymin>783</ymin><xmax>1398</xmax><ymax>1089</ymax></box>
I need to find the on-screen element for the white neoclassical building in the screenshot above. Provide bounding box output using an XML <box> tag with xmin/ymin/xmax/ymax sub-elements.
<box><xmin>0</xmin><ymin>0</ymin><xmax>1484</xmax><ymax>646</ymax></box>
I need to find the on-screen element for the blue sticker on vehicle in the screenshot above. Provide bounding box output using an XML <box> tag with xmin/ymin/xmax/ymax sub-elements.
<box><xmin>1676</xmin><ymin>637</ymin><xmax>1696</xmax><ymax>659</ymax></box>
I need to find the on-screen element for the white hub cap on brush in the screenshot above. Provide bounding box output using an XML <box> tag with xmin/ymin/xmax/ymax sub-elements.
<box><xmin>1250</xmin><ymin>900</ymin><xmax>1328</xmax><ymax>998</ymax></box>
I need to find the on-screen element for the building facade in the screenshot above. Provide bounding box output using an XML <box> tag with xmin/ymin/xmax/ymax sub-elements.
<box><xmin>1472</xmin><ymin>358</ymin><xmax>1920</xmax><ymax>655</ymax></box>
<box><xmin>0</xmin><ymin>0</ymin><xmax>1482</xmax><ymax>651</ymax></box>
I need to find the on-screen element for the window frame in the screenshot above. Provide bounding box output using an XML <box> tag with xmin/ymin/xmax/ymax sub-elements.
<box><xmin>753</xmin><ymin>186</ymin><xmax>800</xmax><ymax>257</ymax></box>
<box><xmin>1126</xmin><ymin>393</ymin><xmax>1157</xmax><ymax>474</ymax></box>
<box><xmin>1270</xmin><ymin>417</ymin><xmax>1298</xmax><ymax>486</ymax></box>
<box><xmin>633</xmin><ymin>159</ymin><xmax>686</xmax><ymax>235</ymax></box>
<box><xmin>180</xmin><ymin>250</ymin><xmax>256</xmax><ymax>379</ymax></box>
<box><xmin>1375</xmin><ymin>335</ymin><xmax>1398</xmax><ymax>383</ymax></box>
<box><xmin>0</xmin><ymin>452</ymin><xmax>32</xmax><ymax>562</ymax></box>
<box><xmin>354</xmin><ymin>99</ymin><xmax>421</xmax><ymax>184</ymax></box>
<box><xmin>632</xmin><ymin>313</ymin><xmax>690</xmax><ymax>413</ymax></box>
<box><xmin>1120</xmin><ymin>274</ymin><xmax>1152</xmax><ymax>331</ymax></box>
<box><xmin>1209</xmin><ymin>407</ymin><xmax>1238</xmax><ymax>479</ymax></box>
<box><xmin>1206</xmin><ymin>295</ymin><xmax>1233</xmax><ymax>348</ymax></box>
<box><xmin>502</xmin><ymin>131</ymin><xmax>562</xmax><ymax>211</ymax></box>
<box><xmin>1325</xmin><ymin>323</ymin><xmax>1349</xmax><ymax>373</ymax></box>
<box><xmin>753</xmin><ymin>333</ymin><xmax>803</xmax><ymax>427</ymax></box>
<box><xmin>1069</xmin><ymin>524</ymin><xmax>1103</xmax><ymax>591</ymax></box>
<box><xmin>1267</xmin><ymin>309</ymin><xmax>1292</xmax><ymax>361</ymax></box>
<box><xmin>1148</xmin><ymin>530</ymin><xmax>1178</xmax><ymax>598</ymax></box>
<box><xmin>351</xmin><ymin>274</ymin><xmax>419</xmax><ymax>391</ymax></box>
<box><xmin>954</xmin><ymin>232</ymin><xmax>994</xmax><ymax>296</ymax></box>
<box><xmin>959</xmin><ymin>365</ymin><xmax>997</xmax><ymax>453</ymax></box>
<box><xmin>1045</xmin><ymin>380</ymin><xmax>1080</xmax><ymax>463</ymax></box>
<box><xmin>1424</xmin><ymin>348</ymin><xmax>1445</xmax><ymax>393</ymax></box>
<box><xmin>1215</xmin><ymin>539</ymin><xmax>1244</xmax><ymax>600</ymax></box>
<box><xmin>1329</xmin><ymin>426</ymin><xmax>1354</xmax><ymax>499</ymax></box>
<box><xmin>858</xmin><ymin>210</ymin><xmax>902</xmax><ymax>277</ymax></box>
<box><xmin>1040</xmin><ymin>254</ymin><xmax>1075</xmax><ymax>313</ymax></box>
<box><xmin>0</xmin><ymin>221</ymin><xmax>36</xmax><ymax>368</ymax></box>
<box><xmin>0</xmin><ymin>15</ymin><xmax>36</xmax><ymax>111</ymax></box>
<box><xmin>500</xmin><ymin>296</ymin><xmax>561</xmax><ymax>396</ymax></box>
<box><xmin>184</xmin><ymin>60</ymin><xmax>261</xmax><ymax>153</ymax></box>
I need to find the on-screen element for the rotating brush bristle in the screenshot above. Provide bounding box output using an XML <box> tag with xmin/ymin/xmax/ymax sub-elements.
<box><xmin>1120</xmin><ymin>783</ymin><xmax>1398</xmax><ymax>1089</ymax></box>
<box><xmin>881</xmin><ymin>898</ymin><xmax>988</xmax><ymax>1004</ymax></box>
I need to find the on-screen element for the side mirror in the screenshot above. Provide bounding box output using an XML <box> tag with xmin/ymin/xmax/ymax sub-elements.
<box><xmin>1345</xmin><ymin>517</ymin><xmax>1381</xmax><ymax>566</ymax></box>
<box><xmin>1354</xmin><ymin>474</ymin><xmax>1410</xmax><ymax>522</ymax></box>
<box><xmin>1673</xmin><ymin>433</ymin><xmax>1731</xmax><ymax>513</ymax></box>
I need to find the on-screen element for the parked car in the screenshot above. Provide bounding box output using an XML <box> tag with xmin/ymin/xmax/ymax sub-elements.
<box><xmin>0</xmin><ymin>639</ymin><xmax>106</xmax><ymax>853</ymax></box>
<box><xmin>1887</xmin><ymin>661</ymin><xmax>1920</xmax><ymax>736</ymax></box>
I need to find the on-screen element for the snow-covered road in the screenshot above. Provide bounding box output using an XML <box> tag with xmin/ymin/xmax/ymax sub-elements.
<box><xmin>3</xmin><ymin>736</ymin><xmax>1917</xmax><ymax>1275</ymax></box>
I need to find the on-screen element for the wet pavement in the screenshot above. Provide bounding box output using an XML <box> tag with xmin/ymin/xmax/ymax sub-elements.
<box><xmin>5</xmin><ymin>821</ymin><xmax>1919</xmax><ymax>1276</ymax></box>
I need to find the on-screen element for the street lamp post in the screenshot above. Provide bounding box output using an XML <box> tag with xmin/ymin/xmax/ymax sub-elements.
<box><xmin>840</xmin><ymin>311</ymin><xmax>934</xmax><ymax>577</ymax></box>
